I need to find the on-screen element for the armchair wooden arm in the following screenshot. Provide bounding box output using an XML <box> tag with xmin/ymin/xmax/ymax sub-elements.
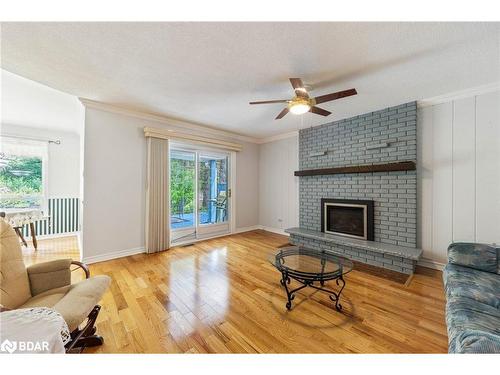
<box><xmin>71</xmin><ymin>261</ymin><xmax>90</xmax><ymax>279</ymax></box>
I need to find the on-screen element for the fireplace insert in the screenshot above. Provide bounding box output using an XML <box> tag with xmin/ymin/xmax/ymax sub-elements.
<box><xmin>321</xmin><ymin>198</ymin><xmax>374</xmax><ymax>241</ymax></box>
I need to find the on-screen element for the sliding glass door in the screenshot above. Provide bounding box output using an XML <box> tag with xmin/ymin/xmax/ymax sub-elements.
<box><xmin>170</xmin><ymin>147</ymin><xmax>230</xmax><ymax>244</ymax></box>
<box><xmin>198</xmin><ymin>153</ymin><xmax>228</xmax><ymax>225</ymax></box>
<box><xmin>169</xmin><ymin>150</ymin><xmax>196</xmax><ymax>242</ymax></box>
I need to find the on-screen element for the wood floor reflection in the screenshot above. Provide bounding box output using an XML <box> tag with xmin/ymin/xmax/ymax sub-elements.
<box><xmin>32</xmin><ymin>230</ymin><xmax>448</xmax><ymax>353</ymax></box>
<box><xmin>22</xmin><ymin>235</ymin><xmax>80</xmax><ymax>266</ymax></box>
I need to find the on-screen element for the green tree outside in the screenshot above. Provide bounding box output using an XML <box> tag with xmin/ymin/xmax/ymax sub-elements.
<box><xmin>0</xmin><ymin>155</ymin><xmax>42</xmax><ymax>208</ymax></box>
<box><xmin>170</xmin><ymin>157</ymin><xmax>195</xmax><ymax>215</ymax></box>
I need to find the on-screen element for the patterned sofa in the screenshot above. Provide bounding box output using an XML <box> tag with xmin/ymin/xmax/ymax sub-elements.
<box><xmin>443</xmin><ymin>242</ymin><xmax>500</xmax><ymax>353</ymax></box>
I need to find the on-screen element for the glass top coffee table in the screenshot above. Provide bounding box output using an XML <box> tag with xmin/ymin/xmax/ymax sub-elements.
<box><xmin>269</xmin><ymin>246</ymin><xmax>353</xmax><ymax>311</ymax></box>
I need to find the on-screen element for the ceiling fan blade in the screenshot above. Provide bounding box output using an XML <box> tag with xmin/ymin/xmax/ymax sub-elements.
<box><xmin>314</xmin><ymin>88</ymin><xmax>357</xmax><ymax>105</ymax></box>
<box><xmin>289</xmin><ymin>78</ymin><xmax>309</xmax><ymax>98</ymax></box>
<box><xmin>249</xmin><ymin>99</ymin><xmax>289</xmax><ymax>105</ymax></box>
<box><xmin>309</xmin><ymin>106</ymin><xmax>332</xmax><ymax>116</ymax></box>
<box><xmin>275</xmin><ymin>107</ymin><xmax>289</xmax><ymax>120</ymax></box>
<box><xmin>289</xmin><ymin>78</ymin><xmax>304</xmax><ymax>90</ymax></box>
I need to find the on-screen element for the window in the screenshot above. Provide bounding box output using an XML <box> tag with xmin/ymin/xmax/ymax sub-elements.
<box><xmin>169</xmin><ymin>145</ymin><xmax>232</xmax><ymax>245</ymax></box>
<box><xmin>0</xmin><ymin>137</ymin><xmax>48</xmax><ymax>211</ymax></box>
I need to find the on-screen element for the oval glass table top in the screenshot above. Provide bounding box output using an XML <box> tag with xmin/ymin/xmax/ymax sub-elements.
<box><xmin>269</xmin><ymin>245</ymin><xmax>353</xmax><ymax>279</ymax></box>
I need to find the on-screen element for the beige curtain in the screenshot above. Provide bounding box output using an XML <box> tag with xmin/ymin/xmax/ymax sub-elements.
<box><xmin>145</xmin><ymin>137</ymin><xmax>170</xmax><ymax>253</ymax></box>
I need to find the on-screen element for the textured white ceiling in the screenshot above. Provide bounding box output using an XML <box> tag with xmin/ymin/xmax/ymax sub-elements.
<box><xmin>1</xmin><ymin>69</ymin><xmax>83</xmax><ymax>134</ymax></box>
<box><xmin>1</xmin><ymin>22</ymin><xmax>499</xmax><ymax>138</ymax></box>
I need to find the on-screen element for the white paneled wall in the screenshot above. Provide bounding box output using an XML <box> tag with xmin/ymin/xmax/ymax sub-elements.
<box><xmin>258</xmin><ymin>135</ymin><xmax>299</xmax><ymax>233</ymax></box>
<box><xmin>417</xmin><ymin>90</ymin><xmax>500</xmax><ymax>266</ymax></box>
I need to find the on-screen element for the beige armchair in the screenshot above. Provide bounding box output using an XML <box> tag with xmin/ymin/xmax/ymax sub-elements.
<box><xmin>0</xmin><ymin>218</ymin><xmax>111</xmax><ymax>352</ymax></box>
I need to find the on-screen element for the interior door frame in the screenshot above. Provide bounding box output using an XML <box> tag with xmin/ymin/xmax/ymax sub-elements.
<box><xmin>169</xmin><ymin>141</ymin><xmax>236</xmax><ymax>246</ymax></box>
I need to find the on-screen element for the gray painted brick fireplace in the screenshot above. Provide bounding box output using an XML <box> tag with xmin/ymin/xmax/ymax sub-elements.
<box><xmin>289</xmin><ymin>102</ymin><xmax>421</xmax><ymax>274</ymax></box>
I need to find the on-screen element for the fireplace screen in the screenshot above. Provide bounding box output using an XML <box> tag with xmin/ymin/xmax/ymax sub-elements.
<box><xmin>321</xmin><ymin>199</ymin><xmax>374</xmax><ymax>241</ymax></box>
<box><xmin>326</xmin><ymin>205</ymin><xmax>365</xmax><ymax>238</ymax></box>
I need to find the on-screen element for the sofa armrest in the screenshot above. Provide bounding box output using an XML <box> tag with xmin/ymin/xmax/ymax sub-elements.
<box><xmin>27</xmin><ymin>259</ymin><xmax>72</xmax><ymax>296</ymax></box>
<box><xmin>447</xmin><ymin>242</ymin><xmax>498</xmax><ymax>273</ymax></box>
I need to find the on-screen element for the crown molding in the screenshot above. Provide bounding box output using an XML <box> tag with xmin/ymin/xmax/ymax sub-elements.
<box><xmin>78</xmin><ymin>98</ymin><xmax>260</xmax><ymax>144</ymax></box>
<box><xmin>257</xmin><ymin>130</ymin><xmax>299</xmax><ymax>144</ymax></box>
<box><xmin>79</xmin><ymin>83</ymin><xmax>500</xmax><ymax>147</ymax></box>
<box><xmin>417</xmin><ymin>82</ymin><xmax>500</xmax><ymax>108</ymax></box>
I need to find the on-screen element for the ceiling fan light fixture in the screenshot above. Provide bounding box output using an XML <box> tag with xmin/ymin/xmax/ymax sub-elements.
<box><xmin>249</xmin><ymin>78</ymin><xmax>357</xmax><ymax>120</ymax></box>
<box><xmin>288</xmin><ymin>98</ymin><xmax>311</xmax><ymax>115</ymax></box>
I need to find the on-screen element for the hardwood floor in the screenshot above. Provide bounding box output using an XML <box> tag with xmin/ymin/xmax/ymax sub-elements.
<box><xmin>22</xmin><ymin>235</ymin><xmax>80</xmax><ymax>266</ymax></box>
<box><xmin>31</xmin><ymin>230</ymin><xmax>448</xmax><ymax>353</ymax></box>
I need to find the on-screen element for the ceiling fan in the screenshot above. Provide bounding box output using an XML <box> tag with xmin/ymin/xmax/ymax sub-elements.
<box><xmin>250</xmin><ymin>78</ymin><xmax>357</xmax><ymax>120</ymax></box>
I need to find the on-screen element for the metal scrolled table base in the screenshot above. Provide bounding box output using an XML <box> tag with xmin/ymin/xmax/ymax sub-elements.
<box><xmin>280</xmin><ymin>271</ymin><xmax>346</xmax><ymax>311</ymax></box>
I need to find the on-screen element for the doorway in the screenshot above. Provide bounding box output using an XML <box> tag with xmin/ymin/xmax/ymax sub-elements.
<box><xmin>169</xmin><ymin>146</ymin><xmax>231</xmax><ymax>245</ymax></box>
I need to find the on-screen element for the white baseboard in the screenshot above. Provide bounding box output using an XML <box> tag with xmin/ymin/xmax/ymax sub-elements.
<box><xmin>82</xmin><ymin>247</ymin><xmax>145</xmax><ymax>264</ymax></box>
<box><xmin>171</xmin><ymin>230</ymin><xmax>234</xmax><ymax>247</ymax></box>
<box><xmin>24</xmin><ymin>231</ymin><xmax>79</xmax><ymax>241</ymax></box>
<box><xmin>234</xmin><ymin>225</ymin><xmax>262</xmax><ymax>233</ymax></box>
<box><xmin>79</xmin><ymin>227</ymin><xmax>446</xmax><ymax>271</ymax></box>
<box><xmin>259</xmin><ymin>226</ymin><xmax>290</xmax><ymax>236</ymax></box>
<box><xmin>84</xmin><ymin>227</ymin><xmax>261</xmax><ymax>264</ymax></box>
<box><xmin>235</xmin><ymin>225</ymin><xmax>290</xmax><ymax>236</ymax></box>
<box><xmin>417</xmin><ymin>258</ymin><xmax>446</xmax><ymax>271</ymax></box>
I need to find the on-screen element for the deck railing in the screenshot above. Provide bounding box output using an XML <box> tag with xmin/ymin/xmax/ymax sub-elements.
<box><xmin>20</xmin><ymin>197</ymin><xmax>80</xmax><ymax>238</ymax></box>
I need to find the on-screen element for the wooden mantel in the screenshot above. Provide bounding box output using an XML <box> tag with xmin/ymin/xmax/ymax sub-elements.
<box><xmin>294</xmin><ymin>161</ymin><xmax>416</xmax><ymax>177</ymax></box>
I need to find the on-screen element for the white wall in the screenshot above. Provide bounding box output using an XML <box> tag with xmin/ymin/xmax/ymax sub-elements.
<box><xmin>0</xmin><ymin>71</ymin><xmax>82</xmax><ymax>200</ymax></box>
<box><xmin>417</xmin><ymin>90</ymin><xmax>500</xmax><ymax>266</ymax></box>
<box><xmin>1</xmin><ymin>70</ymin><xmax>83</xmax><ymax>134</ymax></box>
<box><xmin>258</xmin><ymin>135</ymin><xmax>299</xmax><ymax>233</ymax></box>
<box><xmin>81</xmin><ymin>105</ymin><xmax>260</xmax><ymax>261</ymax></box>
<box><xmin>1</xmin><ymin>124</ymin><xmax>80</xmax><ymax>198</ymax></box>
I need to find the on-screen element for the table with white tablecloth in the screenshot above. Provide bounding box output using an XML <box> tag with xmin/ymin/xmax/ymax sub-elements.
<box><xmin>0</xmin><ymin>209</ymin><xmax>45</xmax><ymax>250</ymax></box>
<box><xmin>0</xmin><ymin>307</ymin><xmax>70</xmax><ymax>354</ymax></box>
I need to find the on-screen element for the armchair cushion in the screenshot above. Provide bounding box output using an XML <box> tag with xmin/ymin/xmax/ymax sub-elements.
<box><xmin>21</xmin><ymin>285</ymin><xmax>71</xmax><ymax>309</ymax></box>
<box><xmin>0</xmin><ymin>219</ymin><xmax>31</xmax><ymax>309</ymax></box>
<box><xmin>21</xmin><ymin>275</ymin><xmax>111</xmax><ymax>331</ymax></box>
<box><xmin>27</xmin><ymin>259</ymin><xmax>72</xmax><ymax>296</ymax></box>
<box><xmin>448</xmin><ymin>242</ymin><xmax>498</xmax><ymax>273</ymax></box>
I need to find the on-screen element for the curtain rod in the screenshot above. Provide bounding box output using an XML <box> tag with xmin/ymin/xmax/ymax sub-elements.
<box><xmin>1</xmin><ymin>133</ymin><xmax>61</xmax><ymax>145</ymax></box>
